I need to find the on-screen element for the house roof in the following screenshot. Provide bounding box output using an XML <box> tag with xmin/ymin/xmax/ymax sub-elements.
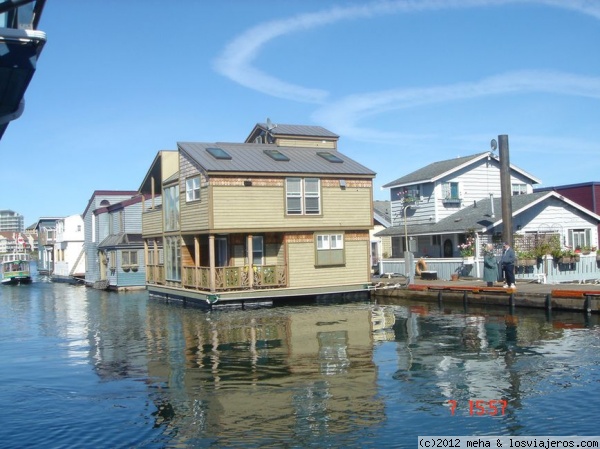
<box><xmin>373</xmin><ymin>200</ymin><xmax>391</xmax><ymax>227</ymax></box>
<box><xmin>98</xmin><ymin>232</ymin><xmax>143</xmax><ymax>249</ymax></box>
<box><xmin>245</xmin><ymin>123</ymin><xmax>339</xmax><ymax>142</ymax></box>
<box><xmin>177</xmin><ymin>142</ymin><xmax>375</xmax><ymax>177</ymax></box>
<box><xmin>375</xmin><ymin>191</ymin><xmax>600</xmax><ymax>238</ymax></box>
<box><xmin>382</xmin><ymin>152</ymin><xmax>540</xmax><ymax>188</ymax></box>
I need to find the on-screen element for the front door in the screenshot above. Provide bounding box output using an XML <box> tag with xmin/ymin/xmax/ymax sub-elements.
<box><xmin>443</xmin><ymin>239</ymin><xmax>454</xmax><ymax>258</ymax></box>
<box><xmin>215</xmin><ymin>237</ymin><xmax>228</xmax><ymax>267</ymax></box>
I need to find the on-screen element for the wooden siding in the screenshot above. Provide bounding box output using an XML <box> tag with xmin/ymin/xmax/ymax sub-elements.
<box><xmin>142</xmin><ymin>208</ymin><xmax>163</xmax><ymax>237</ymax></box>
<box><xmin>123</xmin><ymin>203</ymin><xmax>143</xmax><ymax>233</ymax></box>
<box><xmin>179</xmin><ymin>154</ymin><xmax>210</xmax><ymax>232</ymax></box>
<box><xmin>180</xmin><ymin>185</ymin><xmax>210</xmax><ymax>231</ymax></box>
<box><xmin>209</xmin><ymin>178</ymin><xmax>372</xmax><ymax>232</ymax></box>
<box><xmin>287</xmin><ymin>232</ymin><xmax>370</xmax><ymax>288</ymax></box>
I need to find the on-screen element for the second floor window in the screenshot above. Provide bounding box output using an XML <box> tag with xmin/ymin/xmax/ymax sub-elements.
<box><xmin>512</xmin><ymin>183</ymin><xmax>527</xmax><ymax>195</ymax></box>
<box><xmin>286</xmin><ymin>178</ymin><xmax>320</xmax><ymax>215</ymax></box>
<box><xmin>186</xmin><ymin>176</ymin><xmax>200</xmax><ymax>202</ymax></box>
<box><xmin>164</xmin><ymin>185</ymin><xmax>180</xmax><ymax>231</ymax></box>
<box><xmin>442</xmin><ymin>182</ymin><xmax>460</xmax><ymax>199</ymax></box>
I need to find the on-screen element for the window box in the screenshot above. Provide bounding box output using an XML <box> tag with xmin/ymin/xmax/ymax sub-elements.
<box><xmin>442</xmin><ymin>197</ymin><xmax>462</xmax><ymax>204</ymax></box>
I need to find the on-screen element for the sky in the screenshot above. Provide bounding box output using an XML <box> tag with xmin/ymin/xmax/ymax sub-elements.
<box><xmin>3</xmin><ymin>0</ymin><xmax>600</xmax><ymax>226</ymax></box>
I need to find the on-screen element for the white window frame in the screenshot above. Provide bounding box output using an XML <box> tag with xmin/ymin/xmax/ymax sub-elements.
<box><xmin>442</xmin><ymin>182</ymin><xmax>460</xmax><ymax>199</ymax></box>
<box><xmin>286</xmin><ymin>178</ymin><xmax>321</xmax><ymax>215</ymax></box>
<box><xmin>315</xmin><ymin>233</ymin><xmax>344</xmax><ymax>266</ymax></box>
<box><xmin>568</xmin><ymin>228</ymin><xmax>591</xmax><ymax>249</ymax></box>
<box><xmin>512</xmin><ymin>183</ymin><xmax>527</xmax><ymax>195</ymax></box>
<box><xmin>122</xmin><ymin>250</ymin><xmax>138</xmax><ymax>267</ymax></box>
<box><xmin>186</xmin><ymin>176</ymin><xmax>201</xmax><ymax>202</ymax></box>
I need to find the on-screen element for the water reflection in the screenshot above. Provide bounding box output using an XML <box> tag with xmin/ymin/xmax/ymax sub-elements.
<box><xmin>0</xmin><ymin>283</ymin><xmax>598</xmax><ymax>448</ymax></box>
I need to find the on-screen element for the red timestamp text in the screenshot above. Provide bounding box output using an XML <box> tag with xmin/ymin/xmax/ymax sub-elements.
<box><xmin>447</xmin><ymin>399</ymin><xmax>508</xmax><ymax>416</ymax></box>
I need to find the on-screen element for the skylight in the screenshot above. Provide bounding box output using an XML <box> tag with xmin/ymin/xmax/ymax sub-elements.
<box><xmin>206</xmin><ymin>147</ymin><xmax>232</xmax><ymax>160</ymax></box>
<box><xmin>264</xmin><ymin>149</ymin><xmax>289</xmax><ymax>161</ymax></box>
<box><xmin>317</xmin><ymin>151</ymin><xmax>343</xmax><ymax>163</ymax></box>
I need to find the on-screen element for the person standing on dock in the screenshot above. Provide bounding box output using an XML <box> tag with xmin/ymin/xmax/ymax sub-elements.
<box><xmin>501</xmin><ymin>242</ymin><xmax>516</xmax><ymax>289</ymax></box>
<box><xmin>483</xmin><ymin>243</ymin><xmax>499</xmax><ymax>287</ymax></box>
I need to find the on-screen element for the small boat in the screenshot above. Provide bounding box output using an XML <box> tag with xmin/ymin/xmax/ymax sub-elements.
<box><xmin>1</xmin><ymin>252</ymin><xmax>32</xmax><ymax>285</ymax></box>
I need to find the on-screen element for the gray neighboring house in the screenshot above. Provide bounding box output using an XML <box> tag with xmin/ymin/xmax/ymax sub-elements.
<box><xmin>376</xmin><ymin>152</ymin><xmax>599</xmax><ymax>259</ymax></box>
<box><xmin>83</xmin><ymin>190</ymin><xmax>141</xmax><ymax>289</ymax></box>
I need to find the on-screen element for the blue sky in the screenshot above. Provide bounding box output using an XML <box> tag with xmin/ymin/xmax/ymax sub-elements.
<box><xmin>3</xmin><ymin>0</ymin><xmax>600</xmax><ymax>226</ymax></box>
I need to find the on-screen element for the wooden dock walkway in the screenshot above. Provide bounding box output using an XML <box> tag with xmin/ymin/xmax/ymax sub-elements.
<box><xmin>370</xmin><ymin>276</ymin><xmax>600</xmax><ymax>313</ymax></box>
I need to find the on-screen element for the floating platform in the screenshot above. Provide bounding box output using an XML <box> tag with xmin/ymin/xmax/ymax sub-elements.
<box><xmin>371</xmin><ymin>278</ymin><xmax>600</xmax><ymax>313</ymax></box>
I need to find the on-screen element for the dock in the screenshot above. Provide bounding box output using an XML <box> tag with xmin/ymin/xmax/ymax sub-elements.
<box><xmin>370</xmin><ymin>276</ymin><xmax>600</xmax><ymax>313</ymax></box>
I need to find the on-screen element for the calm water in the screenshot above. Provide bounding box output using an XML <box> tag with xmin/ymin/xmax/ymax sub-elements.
<box><xmin>0</xmin><ymin>277</ymin><xmax>599</xmax><ymax>449</ymax></box>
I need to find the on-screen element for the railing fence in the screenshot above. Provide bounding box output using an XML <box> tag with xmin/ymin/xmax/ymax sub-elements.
<box><xmin>380</xmin><ymin>254</ymin><xmax>600</xmax><ymax>284</ymax></box>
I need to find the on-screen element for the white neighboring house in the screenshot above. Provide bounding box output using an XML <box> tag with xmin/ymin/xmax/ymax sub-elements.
<box><xmin>53</xmin><ymin>214</ymin><xmax>85</xmax><ymax>283</ymax></box>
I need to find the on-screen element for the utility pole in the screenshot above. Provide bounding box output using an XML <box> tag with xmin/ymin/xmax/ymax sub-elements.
<box><xmin>498</xmin><ymin>134</ymin><xmax>513</xmax><ymax>247</ymax></box>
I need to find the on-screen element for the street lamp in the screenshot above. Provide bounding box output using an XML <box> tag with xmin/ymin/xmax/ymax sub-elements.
<box><xmin>403</xmin><ymin>203</ymin><xmax>414</xmax><ymax>284</ymax></box>
<box><xmin>404</xmin><ymin>204</ymin><xmax>411</xmax><ymax>255</ymax></box>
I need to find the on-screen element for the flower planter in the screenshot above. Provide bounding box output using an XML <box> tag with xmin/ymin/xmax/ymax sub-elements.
<box><xmin>462</xmin><ymin>257</ymin><xmax>474</xmax><ymax>264</ymax></box>
<box><xmin>519</xmin><ymin>259</ymin><xmax>537</xmax><ymax>267</ymax></box>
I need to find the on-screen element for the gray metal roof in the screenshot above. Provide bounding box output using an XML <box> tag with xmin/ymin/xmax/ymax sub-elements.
<box><xmin>98</xmin><ymin>233</ymin><xmax>143</xmax><ymax>248</ymax></box>
<box><xmin>256</xmin><ymin>123</ymin><xmax>339</xmax><ymax>138</ymax></box>
<box><xmin>178</xmin><ymin>142</ymin><xmax>375</xmax><ymax>176</ymax></box>
<box><xmin>375</xmin><ymin>191</ymin><xmax>575</xmax><ymax>237</ymax></box>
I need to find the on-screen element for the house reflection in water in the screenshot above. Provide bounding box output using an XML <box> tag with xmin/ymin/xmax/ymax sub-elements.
<box><xmin>144</xmin><ymin>305</ymin><xmax>386</xmax><ymax>437</ymax></box>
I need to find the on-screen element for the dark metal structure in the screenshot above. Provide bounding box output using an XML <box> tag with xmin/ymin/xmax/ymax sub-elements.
<box><xmin>0</xmin><ymin>0</ymin><xmax>46</xmax><ymax>140</ymax></box>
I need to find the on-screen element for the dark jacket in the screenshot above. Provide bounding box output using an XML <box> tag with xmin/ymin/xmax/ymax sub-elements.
<box><xmin>501</xmin><ymin>246</ymin><xmax>516</xmax><ymax>265</ymax></box>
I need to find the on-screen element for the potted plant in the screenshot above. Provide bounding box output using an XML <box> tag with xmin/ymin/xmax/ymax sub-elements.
<box><xmin>596</xmin><ymin>248</ymin><xmax>600</xmax><ymax>262</ymax></box>
<box><xmin>559</xmin><ymin>249</ymin><xmax>579</xmax><ymax>264</ymax></box>
<box><xmin>516</xmin><ymin>250</ymin><xmax>537</xmax><ymax>266</ymax></box>
<box><xmin>581</xmin><ymin>245</ymin><xmax>592</xmax><ymax>255</ymax></box>
<box><xmin>458</xmin><ymin>239</ymin><xmax>474</xmax><ymax>264</ymax></box>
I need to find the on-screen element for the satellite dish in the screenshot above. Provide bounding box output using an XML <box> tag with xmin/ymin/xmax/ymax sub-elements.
<box><xmin>266</xmin><ymin>117</ymin><xmax>275</xmax><ymax>131</ymax></box>
<box><xmin>490</xmin><ymin>139</ymin><xmax>498</xmax><ymax>152</ymax></box>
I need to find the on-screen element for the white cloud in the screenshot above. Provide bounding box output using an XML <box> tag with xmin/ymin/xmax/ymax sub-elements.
<box><xmin>213</xmin><ymin>0</ymin><xmax>600</xmax><ymax>141</ymax></box>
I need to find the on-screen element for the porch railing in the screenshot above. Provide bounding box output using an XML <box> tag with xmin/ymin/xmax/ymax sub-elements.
<box><xmin>380</xmin><ymin>254</ymin><xmax>600</xmax><ymax>284</ymax></box>
<box><xmin>181</xmin><ymin>264</ymin><xmax>287</xmax><ymax>291</ymax></box>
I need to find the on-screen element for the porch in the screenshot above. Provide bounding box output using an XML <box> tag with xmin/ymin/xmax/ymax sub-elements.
<box><xmin>146</xmin><ymin>263</ymin><xmax>287</xmax><ymax>291</ymax></box>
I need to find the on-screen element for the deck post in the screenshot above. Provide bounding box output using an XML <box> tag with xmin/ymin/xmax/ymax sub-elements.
<box><xmin>209</xmin><ymin>235</ymin><xmax>216</xmax><ymax>292</ymax></box>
